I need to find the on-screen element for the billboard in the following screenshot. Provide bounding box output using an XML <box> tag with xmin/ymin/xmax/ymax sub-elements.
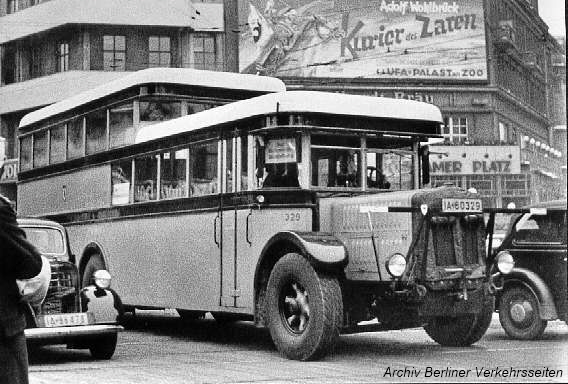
<box><xmin>238</xmin><ymin>0</ymin><xmax>487</xmax><ymax>80</ymax></box>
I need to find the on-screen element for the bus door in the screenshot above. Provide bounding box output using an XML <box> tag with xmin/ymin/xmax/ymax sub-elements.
<box><xmin>219</xmin><ymin>138</ymin><xmax>239</xmax><ymax>307</ymax></box>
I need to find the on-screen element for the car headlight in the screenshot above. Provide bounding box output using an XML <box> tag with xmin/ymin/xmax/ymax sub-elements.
<box><xmin>386</xmin><ymin>253</ymin><xmax>407</xmax><ymax>278</ymax></box>
<box><xmin>495</xmin><ymin>251</ymin><xmax>514</xmax><ymax>275</ymax></box>
<box><xmin>93</xmin><ymin>270</ymin><xmax>112</xmax><ymax>289</ymax></box>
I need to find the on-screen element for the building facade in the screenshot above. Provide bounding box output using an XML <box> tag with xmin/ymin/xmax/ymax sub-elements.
<box><xmin>237</xmin><ymin>0</ymin><xmax>566</xmax><ymax>207</ymax></box>
<box><xmin>0</xmin><ymin>0</ymin><xmax>231</xmax><ymax>200</ymax></box>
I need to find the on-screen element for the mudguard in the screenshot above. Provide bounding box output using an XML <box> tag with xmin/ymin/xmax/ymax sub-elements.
<box><xmin>503</xmin><ymin>268</ymin><xmax>558</xmax><ymax>320</ymax></box>
<box><xmin>260</xmin><ymin>231</ymin><xmax>348</xmax><ymax>270</ymax></box>
<box><xmin>80</xmin><ymin>286</ymin><xmax>124</xmax><ymax>324</ymax></box>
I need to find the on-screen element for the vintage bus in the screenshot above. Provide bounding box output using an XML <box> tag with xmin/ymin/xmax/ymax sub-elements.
<box><xmin>18</xmin><ymin>90</ymin><xmax>501</xmax><ymax>361</ymax></box>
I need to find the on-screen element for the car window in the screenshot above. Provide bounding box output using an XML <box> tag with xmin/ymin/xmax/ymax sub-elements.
<box><xmin>514</xmin><ymin>213</ymin><xmax>565</xmax><ymax>243</ymax></box>
<box><xmin>21</xmin><ymin>227</ymin><xmax>65</xmax><ymax>254</ymax></box>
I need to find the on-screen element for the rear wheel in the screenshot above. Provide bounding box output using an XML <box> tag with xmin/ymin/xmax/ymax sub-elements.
<box><xmin>424</xmin><ymin>299</ymin><xmax>494</xmax><ymax>347</ymax></box>
<box><xmin>89</xmin><ymin>333</ymin><xmax>117</xmax><ymax>360</ymax></box>
<box><xmin>499</xmin><ymin>286</ymin><xmax>547</xmax><ymax>340</ymax></box>
<box><xmin>265</xmin><ymin>253</ymin><xmax>343</xmax><ymax>361</ymax></box>
<box><xmin>82</xmin><ymin>254</ymin><xmax>105</xmax><ymax>288</ymax></box>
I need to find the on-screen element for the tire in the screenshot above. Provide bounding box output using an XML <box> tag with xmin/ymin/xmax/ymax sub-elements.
<box><xmin>498</xmin><ymin>286</ymin><xmax>547</xmax><ymax>340</ymax></box>
<box><xmin>424</xmin><ymin>298</ymin><xmax>494</xmax><ymax>347</ymax></box>
<box><xmin>265</xmin><ymin>253</ymin><xmax>343</xmax><ymax>361</ymax></box>
<box><xmin>82</xmin><ymin>254</ymin><xmax>105</xmax><ymax>288</ymax></box>
<box><xmin>89</xmin><ymin>333</ymin><xmax>117</xmax><ymax>360</ymax></box>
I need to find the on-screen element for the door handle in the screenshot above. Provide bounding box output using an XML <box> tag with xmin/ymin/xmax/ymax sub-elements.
<box><xmin>246</xmin><ymin>209</ymin><xmax>253</xmax><ymax>246</ymax></box>
<box><xmin>213</xmin><ymin>213</ymin><xmax>220</xmax><ymax>247</ymax></box>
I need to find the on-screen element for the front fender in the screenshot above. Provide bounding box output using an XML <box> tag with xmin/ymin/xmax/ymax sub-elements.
<box><xmin>502</xmin><ymin>268</ymin><xmax>558</xmax><ymax>320</ymax></box>
<box><xmin>80</xmin><ymin>286</ymin><xmax>124</xmax><ymax>324</ymax></box>
<box><xmin>261</xmin><ymin>231</ymin><xmax>348</xmax><ymax>270</ymax></box>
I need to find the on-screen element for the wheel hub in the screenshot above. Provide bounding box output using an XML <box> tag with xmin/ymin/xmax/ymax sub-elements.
<box><xmin>281</xmin><ymin>282</ymin><xmax>310</xmax><ymax>333</ymax></box>
<box><xmin>510</xmin><ymin>300</ymin><xmax>533</xmax><ymax>323</ymax></box>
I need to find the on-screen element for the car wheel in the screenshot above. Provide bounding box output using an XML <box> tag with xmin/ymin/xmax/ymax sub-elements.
<box><xmin>89</xmin><ymin>333</ymin><xmax>117</xmax><ymax>360</ymax></box>
<box><xmin>499</xmin><ymin>286</ymin><xmax>547</xmax><ymax>340</ymax></box>
<box><xmin>424</xmin><ymin>299</ymin><xmax>494</xmax><ymax>347</ymax></box>
<box><xmin>265</xmin><ymin>253</ymin><xmax>343</xmax><ymax>361</ymax></box>
<box><xmin>82</xmin><ymin>254</ymin><xmax>105</xmax><ymax>288</ymax></box>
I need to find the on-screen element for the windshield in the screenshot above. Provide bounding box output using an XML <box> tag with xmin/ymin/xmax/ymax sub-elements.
<box><xmin>253</xmin><ymin>133</ymin><xmax>418</xmax><ymax>191</ymax></box>
<box><xmin>21</xmin><ymin>227</ymin><xmax>65</xmax><ymax>255</ymax></box>
<box><xmin>311</xmin><ymin>134</ymin><xmax>415</xmax><ymax>191</ymax></box>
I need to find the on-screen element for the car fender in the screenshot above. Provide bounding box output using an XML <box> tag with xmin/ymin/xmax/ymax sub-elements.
<box><xmin>502</xmin><ymin>268</ymin><xmax>558</xmax><ymax>320</ymax></box>
<box><xmin>259</xmin><ymin>231</ymin><xmax>348</xmax><ymax>271</ymax></box>
<box><xmin>81</xmin><ymin>286</ymin><xmax>124</xmax><ymax>324</ymax></box>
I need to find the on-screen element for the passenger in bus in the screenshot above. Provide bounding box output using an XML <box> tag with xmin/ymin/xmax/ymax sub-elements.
<box><xmin>336</xmin><ymin>155</ymin><xmax>357</xmax><ymax>187</ymax></box>
<box><xmin>367</xmin><ymin>167</ymin><xmax>390</xmax><ymax>189</ymax></box>
<box><xmin>262</xmin><ymin>163</ymin><xmax>299</xmax><ymax>188</ymax></box>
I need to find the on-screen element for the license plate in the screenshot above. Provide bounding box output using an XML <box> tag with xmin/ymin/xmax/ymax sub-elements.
<box><xmin>40</xmin><ymin>313</ymin><xmax>91</xmax><ymax>328</ymax></box>
<box><xmin>442</xmin><ymin>198</ymin><xmax>482</xmax><ymax>213</ymax></box>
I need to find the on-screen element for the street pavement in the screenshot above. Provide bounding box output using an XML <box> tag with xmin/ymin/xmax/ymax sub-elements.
<box><xmin>29</xmin><ymin>313</ymin><xmax>568</xmax><ymax>384</ymax></box>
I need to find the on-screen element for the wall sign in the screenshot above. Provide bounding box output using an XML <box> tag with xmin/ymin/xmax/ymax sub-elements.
<box><xmin>0</xmin><ymin>159</ymin><xmax>18</xmax><ymax>184</ymax></box>
<box><xmin>430</xmin><ymin>146</ymin><xmax>521</xmax><ymax>175</ymax></box>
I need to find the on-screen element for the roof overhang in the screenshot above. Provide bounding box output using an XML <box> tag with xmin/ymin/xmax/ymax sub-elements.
<box><xmin>0</xmin><ymin>0</ymin><xmax>223</xmax><ymax>44</ymax></box>
<box><xmin>0</xmin><ymin>71</ymin><xmax>130</xmax><ymax>115</ymax></box>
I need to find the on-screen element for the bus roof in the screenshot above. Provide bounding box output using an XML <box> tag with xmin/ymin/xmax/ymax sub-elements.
<box><xmin>136</xmin><ymin>91</ymin><xmax>443</xmax><ymax>144</ymax></box>
<box><xmin>19</xmin><ymin>68</ymin><xmax>286</xmax><ymax>129</ymax></box>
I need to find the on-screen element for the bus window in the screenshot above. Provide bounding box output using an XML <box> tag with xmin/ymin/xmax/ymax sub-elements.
<box><xmin>33</xmin><ymin>130</ymin><xmax>48</xmax><ymax>168</ymax></box>
<box><xmin>140</xmin><ymin>100</ymin><xmax>181</xmax><ymax>126</ymax></box>
<box><xmin>367</xmin><ymin>138</ymin><xmax>414</xmax><ymax>191</ymax></box>
<box><xmin>86</xmin><ymin>109</ymin><xmax>107</xmax><ymax>155</ymax></box>
<box><xmin>67</xmin><ymin>117</ymin><xmax>84</xmax><ymax>159</ymax></box>
<box><xmin>311</xmin><ymin>135</ymin><xmax>361</xmax><ymax>188</ymax></box>
<box><xmin>191</xmin><ymin>141</ymin><xmax>218</xmax><ymax>196</ymax></box>
<box><xmin>20</xmin><ymin>135</ymin><xmax>32</xmax><ymax>172</ymax></box>
<box><xmin>259</xmin><ymin>137</ymin><xmax>300</xmax><ymax>188</ymax></box>
<box><xmin>240</xmin><ymin>136</ymin><xmax>248</xmax><ymax>191</ymax></box>
<box><xmin>187</xmin><ymin>102</ymin><xmax>213</xmax><ymax>114</ymax></box>
<box><xmin>109</xmin><ymin>102</ymin><xmax>134</xmax><ymax>148</ymax></box>
<box><xmin>134</xmin><ymin>155</ymin><xmax>158</xmax><ymax>202</ymax></box>
<box><xmin>160</xmin><ymin>149</ymin><xmax>189</xmax><ymax>199</ymax></box>
<box><xmin>49</xmin><ymin>124</ymin><xmax>66</xmax><ymax>164</ymax></box>
<box><xmin>111</xmin><ymin>160</ymin><xmax>132</xmax><ymax>205</ymax></box>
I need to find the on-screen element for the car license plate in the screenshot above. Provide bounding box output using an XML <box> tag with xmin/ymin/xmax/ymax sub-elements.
<box><xmin>442</xmin><ymin>198</ymin><xmax>482</xmax><ymax>213</ymax></box>
<box><xmin>40</xmin><ymin>313</ymin><xmax>91</xmax><ymax>328</ymax></box>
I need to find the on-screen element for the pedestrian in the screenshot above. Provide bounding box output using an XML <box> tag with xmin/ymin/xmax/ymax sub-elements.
<box><xmin>0</xmin><ymin>194</ymin><xmax>43</xmax><ymax>384</ymax></box>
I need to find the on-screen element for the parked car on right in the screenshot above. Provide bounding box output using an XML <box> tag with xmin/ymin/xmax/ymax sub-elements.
<box><xmin>492</xmin><ymin>200</ymin><xmax>567</xmax><ymax>340</ymax></box>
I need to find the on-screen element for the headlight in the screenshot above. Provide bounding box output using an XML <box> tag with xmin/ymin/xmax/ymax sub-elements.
<box><xmin>93</xmin><ymin>270</ymin><xmax>112</xmax><ymax>289</ymax></box>
<box><xmin>495</xmin><ymin>251</ymin><xmax>514</xmax><ymax>275</ymax></box>
<box><xmin>386</xmin><ymin>253</ymin><xmax>407</xmax><ymax>278</ymax></box>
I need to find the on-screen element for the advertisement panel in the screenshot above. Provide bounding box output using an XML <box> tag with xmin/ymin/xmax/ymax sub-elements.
<box><xmin>238</xmin><ymin>0</ymin><xmax>487</xmax><ymax>80</ymax></box>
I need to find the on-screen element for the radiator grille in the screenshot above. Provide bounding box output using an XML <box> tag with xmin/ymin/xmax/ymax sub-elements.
<box><xmin>430</xmin><ymin>216</ymin><xmax>483</xmax><ymax>267</ymax></box>
<box><xmin>40</xmin><ymin>262</ymin><xmax>80</xmax><ymax>315</ymax></box>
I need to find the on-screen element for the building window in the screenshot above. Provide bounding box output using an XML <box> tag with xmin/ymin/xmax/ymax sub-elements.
<box><xmin>192</xmin><ymin>34</ymin><xmax>216</xmax><ymax>70</ymax></box>
<box><xmin>149</xmin><ymin>36</ymin><xmax>171</xmax><ymax>68</ymax></box>
<box><xmin>7</xmin><ymin>0</ymin><xmax>17</xmax><ymax>14</ymax></box>
<box><xmin>103</xmin><ymin>35</ymin><xmax>126</xmax><ymax>71</ymax></box>
<box><xmin>30</xmin><ymin>45</ymin><xmax>42</xmax><ymax>78</ymax></box>
<box><xmin>57</xmin><ymin>42</ymin><xmax>69</xmax><ymax>72</ymax></box>
<box><xmin>442</xmin><ymin>116</ymin><xmax>468</xmax><ymax>144</ymax></box>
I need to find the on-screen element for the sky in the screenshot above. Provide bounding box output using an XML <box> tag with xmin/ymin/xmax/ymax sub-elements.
<box><xmin>538</xmin><ymin>0</ymin><xmax>566</xmax><ymax>36</ymax></box>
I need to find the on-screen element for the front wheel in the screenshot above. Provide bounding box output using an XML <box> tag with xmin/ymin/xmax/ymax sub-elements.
<box><xmin>499</xmin><ymin>286</ymin><xmax>547</xmax><ymax>340</ymax></box>
<box><xmin>424</xmin><ymin>298</ymin><xmax>494</xmax><ymax>347</ymax></box>
<box><xmin>265</xmin><ymin>253</ymin><xmax>343</xmax><ymax>361</ymax></box>
<box><xmin>89</xmin><ymin>333</ymin><xmax>117</xmax><ymax>359</ymax></box>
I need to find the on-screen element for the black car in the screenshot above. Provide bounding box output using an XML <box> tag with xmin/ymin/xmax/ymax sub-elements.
<box><xmin>490</xmin><ymin>200</ymin><xmax>567</xmax><ymax>339</ymax></box>
<box><xmin>17</xmin><ymin>218</ymin><xmax>123</xmax><ymax>359</ymax></box>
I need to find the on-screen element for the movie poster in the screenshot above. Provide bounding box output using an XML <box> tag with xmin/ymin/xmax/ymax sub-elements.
<box><xmin>238</xmin><ymin>0</ymin><xmax>487</xmax><ymax>80</ymax></box>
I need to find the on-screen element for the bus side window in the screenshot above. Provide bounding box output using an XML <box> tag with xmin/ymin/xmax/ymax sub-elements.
<box><xmin>134</xmin><ymin>155</ymin><xmax>158</xmax><ymax>202</ymax></box>
<box><xmin>191</xmin><ymin>141</ymin><xmax>218</xmax><ymax>196</ymax></box>
<box><xmin>111</xmin><ymin>160</ymin><xmax>132</xmax><ymax>205</ymax></box>
<box><xmin>160</xmin><ymin>149</ymin><xmax>189</xmax><ymax>199</ymax></box>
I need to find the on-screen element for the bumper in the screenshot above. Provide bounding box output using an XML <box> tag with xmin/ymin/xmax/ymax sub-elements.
<box><xmin>418</xmin><ymin>285</ymin><xmax>491</xmax><ymax>318</ymax></box>
<box><xmin>25</xmin><ymin>324</ymin><xmax>123</xmax><ymax>342</ymax></box>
